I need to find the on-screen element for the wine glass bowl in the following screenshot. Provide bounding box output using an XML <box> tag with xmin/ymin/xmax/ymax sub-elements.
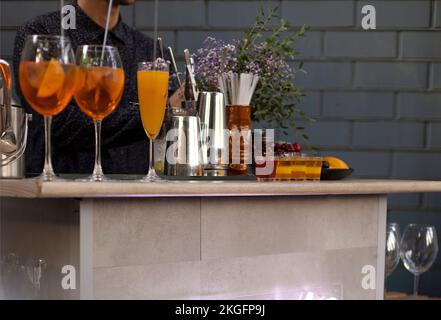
<box><xmin>385</xmin><ymin>223</ymin><xmax>401</xmax><ymax>278</ymax></box>
<box><xmin>388</xmin><ymin>222</ymin><xmax>401</xmax><ymax>241</ymax></box>
<box><xmin>19</xmin><ymin>60</ymin><xmax>77</xmax><ymax>116</ymax></box>
<box><xmin>75</xmin><ymin>55</ymin><xmax>124</xmax><ymax>120</ymax></box>
<box><xmin>400</xmin><ymin>224</ymin><xmax>438</xmax><ymax>296</ymax></box>
<box><xmin>19</xmin><ymin>35</ymin><xmax>77</xmax><ymax>181</ymax></box>
<box><xmin>74</xmin><ymin>45</ymin><xmax>125</xmax><ymax>182</ymax></box>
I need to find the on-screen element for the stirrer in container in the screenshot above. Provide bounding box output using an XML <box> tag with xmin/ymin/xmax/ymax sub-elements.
<box><xmin>100</xmin><ymin>0</ymin><xmax>114</xmax><ymax>64</ymax></box>
<box><xmin>60</xmin><ymin>0</ymin><xmax>64</xmax><ymax>37</ymax></box>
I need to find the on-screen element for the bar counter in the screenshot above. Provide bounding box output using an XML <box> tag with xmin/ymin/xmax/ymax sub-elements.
<box><xmin>1</xmin><ymin>178</ymin><xmax>441</xmax><ymax>300</ymax></box>
<box><xmin>2</xmin><ymin>178</ymin><xmax>441</xmax><ymax>198</ymax></box>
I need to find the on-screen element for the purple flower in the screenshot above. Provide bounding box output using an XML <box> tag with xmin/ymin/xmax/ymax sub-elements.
<box><xmin>193</xmin><ymin>38</ymin><xmax>238</xmax><ymax>91</ymax></box>
<box><xmin>193</xmin><ymin>37</ymin><xmax>296</xmax><ymax>92</ymax></box>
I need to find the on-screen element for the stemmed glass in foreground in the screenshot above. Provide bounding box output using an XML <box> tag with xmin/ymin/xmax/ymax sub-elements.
<box><xmin>400</xmin><ymin>224</ymin><xmax>438</xmax><ymax>296</ymax></box>
<box><xmin>19</xmin><ymin>35</ymin><xmax>77</xmax><ymax>181</ymax></box>
<box><xmin>137</xmin><ymin>60</ymin><xmax>169</xmax><ymax>181</ymax></box>
<box><xmin>74</xmin><ymin>45</ymin><xmax>125</xmax><ymax>182</ymax></box>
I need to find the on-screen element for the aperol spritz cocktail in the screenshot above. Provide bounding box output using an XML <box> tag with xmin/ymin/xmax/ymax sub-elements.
<box><xmin>19</xmin><ymin>35</ymin><xmax>77</xmax><ymax>181</ymax></box>
<box><xmin>19</xmin><ymin>59</ymin><xmax>77</xmax><ymax>116</ymax></box>
<box><xmin>73</xmin><ymin>45</ymin><xmax>125</xmax><ymax>182</ymax></box>
<box><xmin>75</xmin><ymin>66</ymin><xmax>124</xmax><ymax>121</ymax></box>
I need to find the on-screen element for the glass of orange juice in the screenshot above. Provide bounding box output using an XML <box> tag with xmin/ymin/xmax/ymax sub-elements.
<box><xmin>137</xmin><ymin>60</ymin><xmax>169</xmax><ymax>181</ymax></box>
<box><xmin>74</xmin><ymin>45</ymin><xmax>125</xmax><ymax>182</ymax></box>
<box><xmin>19</xmin><ymin>35</ymin><xmax>77</xmax><ymax>181</ymax></box>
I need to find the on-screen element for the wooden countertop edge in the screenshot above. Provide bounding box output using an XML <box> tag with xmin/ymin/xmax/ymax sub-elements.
<box><xmin>1</xmin><ymin>179</ymin><xmax>441</xmax><ymax>198</ymax></box>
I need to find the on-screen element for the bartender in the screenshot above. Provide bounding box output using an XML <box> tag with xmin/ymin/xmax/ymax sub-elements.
<box><xmin>13</xmin><ymin>0</ymin><xmax>183</xmax><ymax>176</ymax></box>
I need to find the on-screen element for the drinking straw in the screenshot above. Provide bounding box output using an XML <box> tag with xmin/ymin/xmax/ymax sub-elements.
<box><xmin>152</xmin><ymin>0</ymin><xmax>159</xmax><ymax>62</ymax></box>
<box><xmin>60</xmin><ymin>0</ymin><xmax>64</xmax><ymax>37</ymax></box>
<box><xmin>157</xmin><ymin>37</ymin><xmax>165</xmax><ymax>59</ymax></box>
<box><xmin>249</xmin><ymin>74</ymin><xmax>260</xmax><ymax>104</ymax></box>
<box><xmin>101</xmin><ymin>0</ymin><xmax>114</xmax><ymax>64</ymax></box>
<box><xmin>168</xmin><ymin>47</ymin><xmax>182</xmax><ymax>87</ymax></box>
<box><xmin>184</xmin><ymin>49</ymin><xmax>198</xmax><ymax>99</ymax></box>
<box><xmin>218</xmin><ymin>72</ymin><xmax>259</xmax><ymax>105</ymax></box>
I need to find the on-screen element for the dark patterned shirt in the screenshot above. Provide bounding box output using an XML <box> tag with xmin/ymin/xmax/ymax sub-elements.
<box><xmin>13</xmin><ymin>3</ymin><xmax>164</xmax><ymax>175</ymax></box>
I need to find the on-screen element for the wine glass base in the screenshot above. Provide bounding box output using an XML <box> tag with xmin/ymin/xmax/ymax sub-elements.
<box><xmin>77</xmin><ymin>173</ymin><xmax>109</xmax><ymax>182</ymax></box>
<box><xmin>38</xmin><ymin>172</ymin><xmax>64</xmax><ymax>182</ymax></box>
<box><xmin>140</xmin><ymin>169</ymin><xmax>165</xmax><ymax>182</ymax></box>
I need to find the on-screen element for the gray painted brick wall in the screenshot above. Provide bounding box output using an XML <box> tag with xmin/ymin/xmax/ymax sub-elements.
<box><xmin>398</xmin><ymin>93</ymin><xmax>441</xmax><ymax>120</ymax></box>
<box><xmin>325</xmin><ymin>32</ymin><xmax>397</xmax><ymax>58</ymax></box>
<box><xmin>402</xmin><ymin>32</ymin><xmax>441</xmax><ymax>58</ymax></box>
<box><xmin>353</xmin><ymin>121</ymin><xmax>425</xmax><ymax>148</ymax></box>
<box><xmin>433</xmin><ymin>63</ymin><xmax>441</xmax><ymax>88</ymax></box>
<box><xmin>323</xmin><ymin>92</ymin><xmax>395</xmax><ymax>119</ymax></box>
<box><xmin>282</xmin><ymin>1</ymin><xmax>355</xmax><ymax>27</ymax></box>
<box><xmin>430</xmin><ymin>122</ymin><xmax>441</xmax><ymax>148</ymax></box>
<box><xmin>0</xmin><ymin>1</ymin><xmax>439</xmax><ymax>198</ymax></box>
<box><xmin>0</xmin><ymin>1</ymin><xmax>59</xmax><ymax>27</ymax></box>
<box><xmin>354</xmin><ymin>62</ymin><xmax>428</xmax><ymax>89</ymax></box>
<box><xmin>136</xmin><ymin>1</ymin><xmax>205</xmax><ymax>28</ymax></box>
<box><xmin>295</xmin><ymin>62</ymin><xmax>352</xmax><ymax>89</ymax></box>
<box><xmin>0</xmin><ymin>1</ymin><xmax>441</xmax><ymax>294</ymax></box>
<box><xmin>356</xmin><ymin>0</ymin><xmax>432</xmax><ymax>28</ymax></box>
<box><xmin>436</xmin><ymin>1</ymin><xmax>441</xmax><ymax>27</ymax></box>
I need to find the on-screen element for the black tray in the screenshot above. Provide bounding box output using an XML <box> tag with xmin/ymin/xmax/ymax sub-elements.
<box><xmin>53</xmin><ymin>173</ymin><xmax>257</xmax><ymax>181</ymax></box>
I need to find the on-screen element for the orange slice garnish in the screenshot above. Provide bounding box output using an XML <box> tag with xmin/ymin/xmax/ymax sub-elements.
<box><xmin>37</xmin><ymin>58</ymin><xmax>65</xmax><ymax>98</ymax></box>
<box><xmin>102</xmin><ymin>68</ymin><xmax>124</xmax><ymax>101</ymax></box>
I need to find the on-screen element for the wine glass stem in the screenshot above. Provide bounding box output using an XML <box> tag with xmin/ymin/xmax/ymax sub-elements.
<box><xmin>413</xmin><ymin>274</ymin><xmax>419</xmax><ymax>296</ymax></box>
<box><xmin>42</xmin><ymin>116</ymin><xmax>55</xmax><ymax>180</ymax></box>
<box><xmin>92</xmin><ymin>120</ymin><xmax>104</xmax><ymax>178</ymax></box>
<box><xmin>148</xmin><ymin>138</ymin><xmax>155</xmax><ymax>175</ymax></box>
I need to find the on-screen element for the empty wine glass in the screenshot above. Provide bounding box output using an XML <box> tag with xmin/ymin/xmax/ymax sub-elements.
<box><xmin>385</xmin><ymin>223</ymin><xmax>400</xmax><ymax>278</ymax></box>
<box><xmin>400</xmin><ymin>224</ymin><xmax>438</xmax><ymax>296</ymax></box>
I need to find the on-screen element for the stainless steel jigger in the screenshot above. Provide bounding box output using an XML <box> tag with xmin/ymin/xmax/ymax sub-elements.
<box><xmin>197</xmin><ymin>92</ymin><xmax>228</xmax><ymax>170</ymax></box>
<box><xmin>164</xmin><ymin>116</ymin><xmax>203</xmax><ymax>177</ymax></box>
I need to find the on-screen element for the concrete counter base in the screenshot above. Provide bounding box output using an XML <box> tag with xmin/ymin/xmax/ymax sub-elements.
<box><xmin>0</xmin><ymin>194</ymin><xmax>386</xmax><ymax>300</ymax></box>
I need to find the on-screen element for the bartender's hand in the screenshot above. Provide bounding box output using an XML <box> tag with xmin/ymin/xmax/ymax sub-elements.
<box><xmin>169</xmin><ymin>84</ymin><xmax>185</xmax><ymax>108</ymax></box>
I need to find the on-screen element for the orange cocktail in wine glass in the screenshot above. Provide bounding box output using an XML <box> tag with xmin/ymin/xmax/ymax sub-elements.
<box><xmin>19</xmin><ymin>35</ymin><xmax>77</xmax><ymax>181</ymax></box>
<box><xmin>74</xmin><ymin>45</ymin><xmax>125</xmax><ymax>182</ymax></box>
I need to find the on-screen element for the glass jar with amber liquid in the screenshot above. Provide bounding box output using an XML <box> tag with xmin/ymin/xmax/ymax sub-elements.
<box><xmin>227</xmin><ymin>105</ymin><xmax>252</xmax><ymax>173</ymax></box>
